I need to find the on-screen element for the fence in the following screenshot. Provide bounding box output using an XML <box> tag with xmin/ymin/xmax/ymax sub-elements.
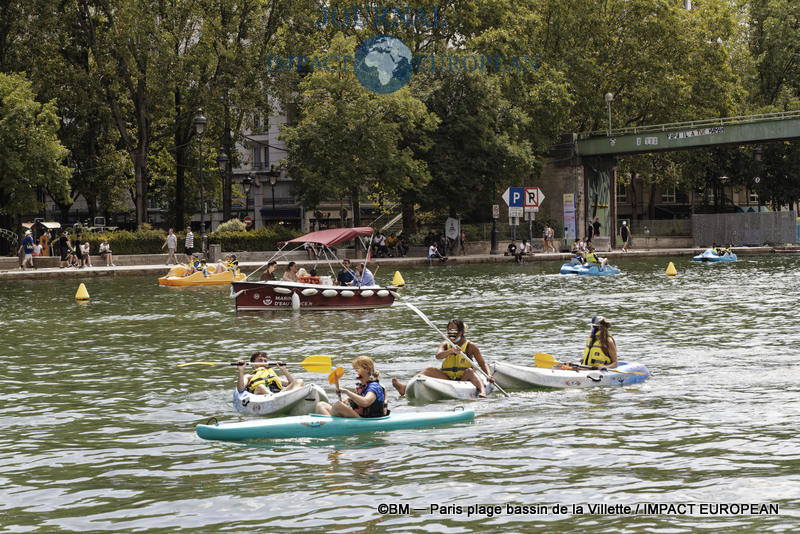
<box><xmin>692</xmin><ymin>211</ymin><xmax>797</xmax><ymax>246</ymax></box>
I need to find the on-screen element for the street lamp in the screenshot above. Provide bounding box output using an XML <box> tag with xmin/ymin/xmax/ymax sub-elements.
<box><xmin>604</xmin><ymin>92</ymin><xmax>614</xmax><ymax>136</ymax></box>
<box><xmin>194</xmin><ymin>108</ymin><xmax>207</xmax><ymax>254</ymax></box>
<box><xmin>216</xmin><ymin>152</ymin><xmax>229</xmax><ymax>221</ymax></box>
<box><xmin>266</xmin><ymin>165</ymin><xmax>280</xmax><ymax>220</ymax></box>
<box><xmin>242</xmin><ymin>174</ymin><xmax>254</xmax><ymax>230</ymax></box>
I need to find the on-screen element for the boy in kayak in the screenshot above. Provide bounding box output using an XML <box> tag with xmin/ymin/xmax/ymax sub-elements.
<box><xmin>236</xmin><ymin>351</ymin><xmax>304</xmax><ymax>395</ymax></box>
<box><xmin>392</xmin><ymin>318</ymin><xmax>494</xmax><ymax>398</ymax></box>
<box><xmin>584</xmin><ymin>244</ymin><xmax>608</xmax><ymax>267</ymax></box>
<box><xmin>316</xmin><ymin>356</ymin><xmax>388</xmax><ymax>418</ymax></box>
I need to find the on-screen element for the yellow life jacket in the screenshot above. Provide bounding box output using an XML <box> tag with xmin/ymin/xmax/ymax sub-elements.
<box><xmin>441</xmin><ymin>339</ymin><xmax>472</xmax><ymax>380</ymax></box>
<box><xmin>585</xmin><ymin>252</ymin><xmax>600</xmax><ymax>264</ymax></box>
<box><xmin>581</xmin><ymin>334</ymin><xmax>612</xmax><ymax>367</ymax></box>
<box><xmin>246</xmin><ymin>366</ymin><xmax>283</xmax><ymax>393</ymax></box>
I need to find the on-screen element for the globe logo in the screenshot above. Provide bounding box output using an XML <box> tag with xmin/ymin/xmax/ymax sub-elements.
<box><xmin>354</xmin><ymin>34</ymin><xmax>413</xmax><ymax>94</ymax></box>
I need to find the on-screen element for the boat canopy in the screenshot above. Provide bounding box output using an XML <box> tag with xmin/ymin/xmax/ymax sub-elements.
<box><xmin>280</xmin><ymin>227</ymin><xmax>374</xmax><ymax>248</ymax></box>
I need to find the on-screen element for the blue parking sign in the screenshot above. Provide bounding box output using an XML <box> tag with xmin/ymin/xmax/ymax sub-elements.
<box><xmin>502</xmin><ymin>187</ymin><xmax>525</xmax><ymax>207</ymax></box>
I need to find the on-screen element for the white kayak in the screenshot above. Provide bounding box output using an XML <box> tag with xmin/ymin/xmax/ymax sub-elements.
<box><xmin>404</xmin><ymin>374</ymin><xmax>493</xmax><ymax>402</ymax></box>
<box><xmin>233</xmin><ymin>384</ymin><xmax>329</xmax><ymax>416</ymax></box>
<box><xmin>491</xmin><ymin>360</ymin><xmax>650</xmax><ymax>389</ymax></box>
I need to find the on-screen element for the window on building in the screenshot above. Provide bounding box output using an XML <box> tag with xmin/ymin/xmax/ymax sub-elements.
<box><xmin>263</xmin><ymin>146</ymin><xmax>270</xmax><ymax>168</ymax></box>
<box><xmin>616</xmin><ymin>181</ymin><xmax>627</xmax><ymax>202</ymax></box>
<box><xmin>661</xmin><ymin>184</ymin><xmax>676</xmax><ymax>203</ymax></box>
<box><xmin>253</xmin><ymin>144</ymin><xmax>261</xmax><ymax>168</ymax></box>
<box><xmin>749</xmin><ymin>189</ymin><xmax>759</xmax><ymax>203</ymax></box>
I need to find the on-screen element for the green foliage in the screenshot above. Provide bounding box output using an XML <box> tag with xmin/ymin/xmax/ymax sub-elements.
<box><xmin>76</xmin><ymin>229</ymin><xmax>165</xmax><ymax>255</ymax></box>
<box><xmin>215</xmin><ymin>219</ymin><xmax>247</xmax><ymax>233</ymax></box>
<box><xmin>209</xmin><ymin>226</ymin><xmax>302</xmax><ymax>252</ymax></box>
<box><xmin>0</xmin><ymin>73</ymin><xmax>71</xmax><ymax>219</ymax></box>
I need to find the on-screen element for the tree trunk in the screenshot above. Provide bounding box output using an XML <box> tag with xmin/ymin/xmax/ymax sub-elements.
<box><xmin>351</xmin><ymin>188</ymin><xmax>361</xmax><ymax>228</ymax></box>
<box><xmin>223</xmin><ymin>97</ymin><xmax>232</xmax><ymax>222</ymax></box>
<box><xmin>647</xmin><ymin>183</ymin><xmax>657</xmax><ymax>220</ymax></box>
<box><xmin>174</xmin><ymin>87</ymin><xmax>185</xmax><ymax>229</ymax></box>
<box><xmin>401</xmin><ymin>193</ymin><xmax>417</xmax><ymax>235</ymax></box>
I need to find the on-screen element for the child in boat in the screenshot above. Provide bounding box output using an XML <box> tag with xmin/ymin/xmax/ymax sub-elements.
<box><xmin>584</xmin><ymin>244</ymin><xmax>608</xmax><ymax>267</ymax></box>
<box><xmin>236</xmin><ymin>351</ymin><xmax>304</xmax><ymax>395</ymax></box>
<box><xmin>561</xmin><ymin>316</ymin><xmax>618</xmax><ymax>370</ymax></box>
<box><xmin>392</xmin><ymin>318</ymin><xmax>494</xmax><ymax>398</ymax></box>
<box><xmin>316</xmin><ymin>356</ymin><xmax>388</xmax><ymax>418</ymax></box>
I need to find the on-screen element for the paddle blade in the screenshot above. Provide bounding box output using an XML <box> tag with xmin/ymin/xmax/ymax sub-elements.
<box><xmin>534</xmin><ymin>352</ymin><xmax>559</xmax><ymax>369</ymax></box>
<box><xmin>176</xmin><ymin>361</ymin><xmax>222</xmax><ymax>367</ymax></box>
<box><xmin>328</xmin><ymin>366</ymin><xmax>344</xmax><ymax>385</ymax></box>
<box><xmin>301</xmin><ymin>355</ymin><xmax>332</xmax><ymax>373</ymax></box>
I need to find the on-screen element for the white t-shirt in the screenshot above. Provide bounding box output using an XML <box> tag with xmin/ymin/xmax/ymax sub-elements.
<box><xmin>80</xmin><ymin>243</ymin><xmax>90</xmax><ymax>255</ymax></box>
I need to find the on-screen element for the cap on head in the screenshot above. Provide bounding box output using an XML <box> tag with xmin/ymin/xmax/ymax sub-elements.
<box><xmin>590</xmin><ymin>315</ymin><xmax>610</xmax><ymax>328</ymax></box>
<box><xmin>25</xmin><ymin>230</ymin><xmax>31</xmax><ymax>235</ymax></box>
<box><xmin>622</xmin><ymin>221</ymin><xmax>626</xmax><ymax>225</ymax></box>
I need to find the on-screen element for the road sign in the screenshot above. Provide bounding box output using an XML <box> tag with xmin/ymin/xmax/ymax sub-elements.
<box><xmin>492</xmin><ymin>204</ymin><xmax>500</xmax><ymax>219</ymax></box>
<box><xmin>243</xmin><ymin>216</ymin><xmax>253</xmax><ymax>228</ymax></box>
<box><xmin>524</xmin><ymin>187</ymin><xmax>545</xmax><ymax>207</ymax></box>
<box><xmin>508</xmin><ymin>206</ymin><xmax>524</xmax><ymax>218</ymax></box>
<box><xmin>502</xmin><ymin>187</ymin><xmax>525</xmax><ymax>207</ymax></box>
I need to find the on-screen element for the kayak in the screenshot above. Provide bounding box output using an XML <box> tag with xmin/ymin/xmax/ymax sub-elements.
<box><xmin>491</xmin><ymin>360</ymin><xmax>650</xmax><ymax>389</ymax></box>
<box><xmin>560</xmin><ymin>263</ymin><xmax>621</xmax><ymax>276</ymax></box>
<box><xmin>158</xmin><ymin>264</ymin><xmax>247</xmax><ymax>286</ymax></box>
<box><xmin>233</xmin><ymin>384</ymin><xmax>329</xmax><ymax>417</ymax></box>
<box><xmin>196</xmin><ymin>409</ymin><xmax>475</xmax><ymax>441</ymax></box>
<box><xmin>404</xmin><ymin>374</ymin><xmax>493</xmax><ymax>402</ymax></box>
<box><xmin>692</xmin><ymin>249</ymin><xmax>737</xmax><ymax>262</ymax></box>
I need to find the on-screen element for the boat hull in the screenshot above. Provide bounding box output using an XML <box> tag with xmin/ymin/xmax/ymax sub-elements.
<box><xmin>196</xmin><ymin>409</ymin><xmax>475</xmax><ymax>441</ymax></box>
<box><xmin>491</xmin><ymin>360</ymin><xmax>650</xmax><ymax>389</ymax></box>
<box><xmin>159</xmin><ymin>265</ymin><xmax>246</xmax><ymax>286</ymax></box>
<box><xmin>232</xmin><ymin>280</ymin><xmax>397</xmax><ymax>311</ymax></box>
<box><xmin>404</xmin><ymin>374</ymin><xmax>493</xmax><ymax>402</ymax></box>
<box><xmin>560</xmin><ymin>263</ymin><xmax>621</xmax><ymax>276</ymax></box>
<box><xmin>233</xmin><ymin>384</ymin><xmax>329</xmax><ymax>417</ymax></box>
<box><xmin>692</xmin><ymin>249</ymin><xmax>737</xmax><ymax>262</ymax></box>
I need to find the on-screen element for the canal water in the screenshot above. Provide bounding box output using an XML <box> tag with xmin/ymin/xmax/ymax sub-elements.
<box><xmin>1</xmin><ymin>255</ymin><xmax>798</xmax><ymax>532</ymax></box>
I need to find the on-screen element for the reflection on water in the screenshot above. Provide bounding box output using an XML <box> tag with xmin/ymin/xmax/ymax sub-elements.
<box><xmin>1</xmin><ymin>255</ymin><xmax>799</xmax><ymax>531</ymax></box>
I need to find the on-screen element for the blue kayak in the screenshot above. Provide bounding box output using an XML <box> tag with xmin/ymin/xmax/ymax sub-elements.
<box><xmin>560</xmin><ymin>263</ymin><xmax>621</xmax><ymax>276</ymax></box>
<box><xmin>196</xmin><ymin>409</ymin><xmax>475</xmax><ymax>441</ymax></box>
<box><xmin>692</xmin><ymin>249</ymin><xmax>737</xmax><ymax>262</ymax></box>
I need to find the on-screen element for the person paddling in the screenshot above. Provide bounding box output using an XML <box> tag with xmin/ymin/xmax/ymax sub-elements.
<box><xmin>237</xmin><ymin>351</ymin><xmax>304</xmax><ymax>395</ymax></box>
<box><xmin>392</xmin><ymin>318</ymin><xmax>493</xmax><ymax>398</ymax></box>
<box><xmin>316</xmin><ymin>356</ymin><xmax>388</xmax><ymax>418</ymax></box>
<box><xmin>565</xmin><ymin>315</ymin><xmax>618</xmax><ymax>370</ymax></box>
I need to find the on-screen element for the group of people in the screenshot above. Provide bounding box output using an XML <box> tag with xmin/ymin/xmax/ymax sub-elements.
<box><xmin>569</xmin><ymin>239</ymin><xmax>608</xmax><ymax>267</ymax></box>
<box><xmin>506</xmin><ymin>239</ymin><xmax>535</xmax><ymax>263</ymax></box>
<box><xmin>235</xmin><ymin>314</ymin><xmax>618</xmax><ymax>419</ymax></box>
<box><xmin>184</xmin><ymin>253</ymin><xmax>238</xmax><ymax>277</ymax></box>
<box><xmin>370</xmin><ymin>233</ymin><xmax>409</xmax><ymax>258</ymax></box>
<box><xmin>54</xmin><ymin>231</ymin><xmax>114</xmax><ymax>268</ymax></box>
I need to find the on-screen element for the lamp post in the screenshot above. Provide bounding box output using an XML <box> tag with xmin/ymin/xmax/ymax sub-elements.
<box><xmin>604</xmin><ymin>92</ymin><xmax>614</xmax><ymax>136</ymax></box>
<box><xmin>194</xmin><ymin>109</ymin><xmax>207</xmax><ymax>254</ymax></box>
<box><xmin>217</xmin><ymin>152</ymin><xmax>229</xmax><ymax>221</ymax></box>
<box><xmin>266</xmin><ymin>165</ymin><xmax>280</xmax><ymax>219</ymax></box>
<box><xmin>242</xmin><ymin>174</ymin><xmax>254</xmax><ymax>230</ymax></box>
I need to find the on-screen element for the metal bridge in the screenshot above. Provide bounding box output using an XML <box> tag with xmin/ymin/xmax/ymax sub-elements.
<box><xmin>575</xmin><ymin>110</ymin><xmax>800</xmax><ymax>157</ymax></box>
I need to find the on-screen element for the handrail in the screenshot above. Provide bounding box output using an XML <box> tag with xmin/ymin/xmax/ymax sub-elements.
<box><xmin>578</xmin><ymin>110</ymin><xmax>800</xmax><ymax>139</ymax></box>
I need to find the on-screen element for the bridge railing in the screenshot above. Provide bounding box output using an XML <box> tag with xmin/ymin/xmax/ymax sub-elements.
<box><xmin>579</xmin><ymin>110</ymin><xmax>800</xmax><ymax>139</ymax></box>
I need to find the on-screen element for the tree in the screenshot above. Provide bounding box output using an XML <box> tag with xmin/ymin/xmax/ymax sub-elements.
<box><xmin>0</xmin><ymin>73</ymin><xmax>71</xmax><ymax>228</ymax></box>
<box><xmin>281</xmin><ymin>33</ymin><xmax>438</xmax><ymax>227</ymax></box>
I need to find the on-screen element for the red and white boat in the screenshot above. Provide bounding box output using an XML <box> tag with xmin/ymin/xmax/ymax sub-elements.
<box><xmin>231</xmin><ymin>227</ymin><xmax>398</xmax><ymax>311</ymax></box>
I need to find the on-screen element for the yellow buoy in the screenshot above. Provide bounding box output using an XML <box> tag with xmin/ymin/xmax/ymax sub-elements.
<box><xmin>75</xmin><ymin>283</ymin><xmax>90</xmax><ymax>300</ymax></box>
<box><xmin>666</xmin><ymin>262</ymin><xmax>677</xmax><ymax>276</ymax></box>
<box><xmin>392</xmin><ymin>271</ymin><xmax>405</xmax><ymax>287</ymax></box>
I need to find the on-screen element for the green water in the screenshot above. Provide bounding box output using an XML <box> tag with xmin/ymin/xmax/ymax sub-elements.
<box><xmin>1</xmin><ymin>256</ymin><xmax>798</xmax><ymax>532</ymax></box>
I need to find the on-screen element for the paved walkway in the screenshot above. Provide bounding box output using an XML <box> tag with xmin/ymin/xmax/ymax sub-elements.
<box><xmin>0</xmin><ymin>246</ymin><xmax>788</xmax><ymax>281</ymax></box>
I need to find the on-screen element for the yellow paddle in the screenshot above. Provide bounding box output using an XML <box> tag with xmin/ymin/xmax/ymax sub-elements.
<box><xmin>534</xmin><ymin>352</ymin><xmax>646</xmax><ymax>375</ymax></box>
<box><xmin>328</xmin><ymin>366</ymin><xmax>344</xmax><ymax>400</ymax></box>
<box><xmin>177</xmin><ymin>354</ymin><xmax>332</xmax><ymax>373</ymax></box>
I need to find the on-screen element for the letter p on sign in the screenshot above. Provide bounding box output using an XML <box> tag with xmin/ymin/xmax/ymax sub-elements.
<box><xmin>524</xmin><ymin>187</ymin><xmax>544</xmax><ymax>208</ymax></box>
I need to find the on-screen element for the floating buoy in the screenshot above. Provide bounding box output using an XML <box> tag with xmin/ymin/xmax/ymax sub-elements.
<box><xmin>666</xmin><ymin>262</ymin><xmax>677</xmax><ymax>276</ymax></box>
<box><xmin>392</xmin><ymin>271</ymin><xmax>405</xmax><ymax>287</ymax></box>
<box><xmin>75</xmin><ymin>283</ymin><xmax>90</xmax><ymax>300</ymax></box>
<box><xmin>291</xmin><ymin>292</ymin><xmax>300</xmax><ymax>310</ymax></box>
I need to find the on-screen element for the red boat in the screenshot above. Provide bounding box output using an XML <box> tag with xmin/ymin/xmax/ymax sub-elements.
<box><xmin>231</xmin><ymin>227</ymin><xmax>398</xmax><ymax>311</ymax></box>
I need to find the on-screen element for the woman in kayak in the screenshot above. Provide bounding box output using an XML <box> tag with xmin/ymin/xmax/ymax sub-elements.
<box><xmin>316</xmin><ymin>356</ymin><xmax>388</xmax><ymax>418</ymax></box>
<box><xmin>579</xmin><ymin>316</ymin><xmax>618</xmax><ymax>369</ymax></box>
<box><xmin>236</xmin><ymin>351</ymin><xmax>304</xmax><ymax>395</ymax></box>
<box><xmin>392</xmin><ymin>318</ymin><xmax>494</xmax><ymax>398</ymax></box>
